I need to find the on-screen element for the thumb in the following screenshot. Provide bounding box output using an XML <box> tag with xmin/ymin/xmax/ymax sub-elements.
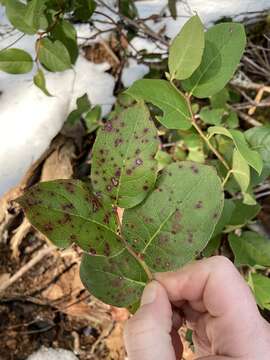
<box><xmin>198</xmin><ymin>357</ymin><xmax>232</xmax><ymax>360</ymax></box>
<box><xmin>124</xmin><ymin>281</ymin><xmax>179</xmax><ymax>360</ymax></box>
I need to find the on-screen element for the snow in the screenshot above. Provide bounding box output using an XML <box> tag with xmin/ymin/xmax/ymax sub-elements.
<box><xmin>27</xmin><ymin>347</ymin><xmax>78</xmax><ymax>360</ymax></box>
<box><xmin>1</xmin><ymin>0</ymin><xmax>270</xmax><ymax>197</ymax></box>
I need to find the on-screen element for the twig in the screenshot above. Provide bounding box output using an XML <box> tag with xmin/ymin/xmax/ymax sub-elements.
<box><xmin>169</xmin><ymin>80</ymin><xmax>230</xmax><ymax>169</ymax></box>
<box><xmin>228</xmin><ymin>105</ymin><xmax>262</xmax><ymax>127</ymax></box>
<box><xmin>0</xmin><ymin>33</ymin><xmax>25</xmax><ymax>52</ymax></box>
<box><xmin>96</xmin><ymin>0</ymin><xmax>169</xmax><ymax>46</ymax></box>
<box><xmin>0</xmin><ymin>246</ymin><xmax>55</xmax><ymax>294</ymax></box>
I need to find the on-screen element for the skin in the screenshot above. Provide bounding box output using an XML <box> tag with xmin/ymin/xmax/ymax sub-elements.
<box><xmin>124</xmin><ymin>256</ymin><xmax>270</xmax><ymax>360</ymax></box>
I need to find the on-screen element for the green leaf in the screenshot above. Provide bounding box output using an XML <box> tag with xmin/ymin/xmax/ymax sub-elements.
<box><xmin>5</xmin><ymin>0</ymin><xmax>36</xmax><ymax>34</ymax></box>
<box><xmin>210</xmin><ymin>88</ymin><xmax>229</xmax><ymax>108</ymax></box>
<box><xmin>74</xmin><ymin>0</ymin><xmax>96</xmax><ymax>21</ymax></box>
<box><xmin>84</xmin><ymin>105</ymin><xmax>101</xmax><ymax>133</ymax></box>
<box><xmin>232</xmin><ymin>149</ymin><xmax>250</xmax><ymax>193</ymax></box>
<box><xmin>122</xmin><ymin>161</ymin><xmax>224</xmax><ymax>272</ymax></box>
<box><xmin>33</xmin><ymin>69</ymin><xmax>53</xmax><ymax>97</ymax></box>
<box><xmin>168</xmin><ymin>0</ymin><xmax>177</xmax><ymax>19</ymax></box>
<box><xmin>249</xmin><ymin>273</ymin><xmax>270</xmax><ymax>310</ymax></box>
<box><xmin>39</xmin><ymin>38</ymin><xmax>72</xmax><ymax>72</ymax></box>
<box><xmin>225</xmin><ymin>111</ymin><xmax>239</xmax><ymax>129</ymax></box>
<box><xmin>24</xmin><ymin>0</ymin><xmax>46</xmax><ymax>32</ymax></box>
<box><xmin>229</xmin><ymin>231</ymin><xmax>270</xmax><ymax>267</ymax></box>
<box><xmin>169</xmin><ymin>15</ymin><xmax>205</xmax><ymax>80</ymax></box>
<box><xmin>80</xmin><ymin>249</ymin><xmax>147</xmax><ymax>307</ymax></box>
<box><xmin>16</xmin><ymin>180</ymin><xmax>122</xmax><ymax>254</ymax></box>
<box><xmin>184</xmin><ymin>134</ymin><xmax>205</xmax><ymax>163</ymax></box>
<box><xmin>199</xmin><ymin>107</ymin><xmax>224</xmax><ymax>125</ymax></box>
<box><xmin>208</xmin><ymin>126</ymin><xmax>263</xmax><ymax>174</ymax></box>
<box><xmin>227</xmin><ymin>199</ymin><xmax>260</xmax><ymax>228</ymax></box>
<box><xmin>182</xmin><ymin>22</ymin><xmax>246</xmax><ymax>98</ymax></box>
<box><xmin>51</xmin><ymin>19</ymin><xmax>78</xmax><ymax>64</ymax></box>
<box><xmin>0</xmin><ymin>48</ymin><xmax>33</xmax><ymax>74</ymax></box>
<box><xmin>212</xmin><ymin>198</ymin><xmax>235</xmax><ymax>237</ymax></box>
<box><xmin>119</xmin><ymin>0</ymin><xmax>137</xmax><ymax>18</ymax></box>
<box><xmin>66</xmin><ymin>93</ymin><xmax>91</xmax><ymax>125</ymax></box>
<box><xmin>126</xmin><ymin>79</ymin><xmax>191</xmax><ymax>130</ymax></box>
<box><xmin>245</xmin><ymin>126</ymin><xmax>270</xmax><ymax>169</ymax></box>
<box><xmin>155</xmin><ymin>150</ymin><xmax>172</xmax><ymax>171</ymax></box>
<box><xmin>202</xmin><ymin>235</ymin><xmax>221</xmax><ymax>257</ymax></box>
<box><xmin>91</xmin><ymin>103</ymin><xmax>160</xmax><ymax>208</ymax></box>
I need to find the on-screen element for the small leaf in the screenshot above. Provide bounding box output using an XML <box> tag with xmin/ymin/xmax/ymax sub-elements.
<box><xmin>5</xmin><ymin>0</ymin><xmax>36</xmax><ymax>34</ymax></box>
<box><xmin>66</xmin><ymin>93</ymin><xmax>91</xmax><ymax>125</ymax></box>
<box><xmin>16</xmin><ymin>180</ymin><xmax>122</xmax><ymax>255</ymax></box>
<box><xmin>199</xmin><ymin>107</ymin><xmax>224</xmax><ymax>125</ymax></box>
<box><xmin>229</xmin><ymin>231</ymin><xmax>270</xmax><ymax>267</ymax></box>
<box><xmin>155</xmin><ymin>150</ymin><xmax>172</xmax><ymax>171</ymax></box>
<box><xmin>84</xmin><ymin>105</ymin><xmax>101</xmax><ymax>133</ymax></box>
<box><xmin>33</xmin><ymin>69</ymin><xmax>53</xmax><ymax>97</ymax></box>
<box><xmin>245</xmin><ymin>126</ymin><xmax>270</xmax><ymax>169</ymax></box>
<box><xmin>225</xmin><ymin>111</ymin><xmax>239</xmax><ymax>129</ymax></box>
<box><xmin>212</xmin><ymin>198</ymin><xmax>235</xmax><ymax>237</ymax></box>
<box><xmin>232</xmin><ymin>149</ymin><xmax>250</xmax><ymax>193</ymax></box>
<box><xmin>249</xmin><ymin>273</ymin><xmax>270</xmax><ymax>310</ymax></box>
<box><xmin>227</xmin><ymin>199</ymin><xmax>260</xmax><ymax>228</ymax></box>
<box><xmin>91</xmin><ymin>103</ymin><xmax>160</xmax><ymax>208</ymax></box>
<box><xmin>24</xmin><ymin>0</ymin><xmax>46</xmax><ymax>32</ymax></box>
<box><xmin>208</xmin><ymin>126</ymin><xmax>263</xmax><ymax>174</ymax></box>
<box><xmin>210</xmin><ymin>88</ymin><xmax>229</xmax><ymax>108</ymax></box>
<box><xmin>0</xmin><ymin>48</ymin><xmax>33</xmax><ymax>74</ymax></box>
<box><xmin>182</xmin><ymin>22</ymin><xmax>246</xmax><ymax>98</ymax></box>
<box><xmin>39</xmin><ymin>38</ymin><xmax>72</xmax><ymax>72</ymax></box>
<box><xmin>126</xmin><ymin>79</ymin><xmax>191</xmax><ymax>130</ymax></box>
<box><xmin>168</xmin><ymin>0</ymin><xmax>177</xmax><ymax>19</ymax></box>
<box><xmin>184</xmin><ymin>133</ymin><xmax>205</xmax><ymax>163</ymax></box>
<box><xmin>74</xmin><ymin>0</ymin><xmax>96</xmax><ymax>21</ymax></box>
<box><xmin>119</xmin><ymin>0</ymin><xmax>137</xmax><ymax>18</ymax></box>
<box><xmin>80</xmin><ymin>249</ymin><xmax>147</xmax><ymax>307</ymax></box>
<box><xmin>123</xmin><ymin>161</ymin><xmax>224</xmax><ymax>272</ymax></box>
<box><xmin>169</xmin><ymin>15</ymin><xmax>204</xmax><ymax>80</ymax></box>
<box><xmin>202</xmin><ymin>235</ymin><xmax>221</xmax><ymax>257</ymax></box>
<box><xmin>51</xmin><ymin>19</ymin><xmax>78</xmax><ymax>64</ymax></box>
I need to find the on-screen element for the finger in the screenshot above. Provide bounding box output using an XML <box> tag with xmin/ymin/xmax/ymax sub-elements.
<box><xmin>198</xmin><ymin>357</ymin><xmax>232</xmax><ymax>360</ymax></box>
<box><xmin>155</xmin><ymin>256</ymin><xmax>265</xmax><ymax>357</ymax></box>
<box><xmin>155</xmin><ymin>256</ymin><xmax>258</xmax><ymax>318</ymax></box>
<box><xmin>124</xmin><ymin>281</ymin><xmax>181</xmax><ymax>360</ymax></box>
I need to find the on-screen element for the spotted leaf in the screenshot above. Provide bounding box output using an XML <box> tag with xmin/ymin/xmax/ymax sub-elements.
<box><xmin>91</xmin><ymin>102</ymin><xmax>160</xmax><ymax>208</ymax></box>
<box><xmin>16</xmin><ymin>180</ymin><xmax>122</xmax><ymax>256</ymax></box>
<box><xmin>80</xmin><ymin>249</ymin><xmax>147</xmax><ymax>307</ymax></box>
<box><xmin>122</xmin><ymin>161</ymin><xmax>224</xmax><ymax>272</ymax></box>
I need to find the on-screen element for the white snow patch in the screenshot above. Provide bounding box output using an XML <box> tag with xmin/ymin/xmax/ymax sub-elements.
<box><xmin>27</xmin><ymin>347</ymin><xmax>78</xmax><ymax>360</ymax></box>
<box><xmin>122</xmin><ymin>59</ymin><xmax>149</xmax><ymax>88</ymax></box>
<box><xmin>0</xmin><ymin>33</ymin><xmax>115</xmax><ymax>196</ymax></box>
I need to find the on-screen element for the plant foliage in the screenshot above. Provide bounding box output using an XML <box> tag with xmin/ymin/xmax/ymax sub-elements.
<box><xmin>2</xmin><ymin>7</ymin><xmax>269</xmax><ymax>310</ymax></box>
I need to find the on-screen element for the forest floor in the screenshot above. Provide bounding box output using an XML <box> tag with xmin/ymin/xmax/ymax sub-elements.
<box><xmin>0</xmin><ymin>14</ymin><xmax>270</xmax><ymax>360</ymax></box>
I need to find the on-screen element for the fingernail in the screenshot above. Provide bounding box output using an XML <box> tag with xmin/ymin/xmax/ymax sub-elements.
<box><xmin>141</xmin><ymin>281</ymin><xmax>158</xmax><ymax>306</ymax></box>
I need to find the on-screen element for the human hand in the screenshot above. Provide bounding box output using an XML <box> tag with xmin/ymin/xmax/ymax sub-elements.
<box><xmin>124</xmin><ymin>256</ymin><xmax>270</xmax><ymax>360</ymax></box>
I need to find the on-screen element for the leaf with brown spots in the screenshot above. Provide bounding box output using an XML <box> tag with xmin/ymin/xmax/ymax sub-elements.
<box><xmin>91</xmin><ymin>102</ymin><xmax>160</xmax><ymax>208</ymax></box>
<box><xmin>16</xmin><ymin>180</ymin><xmax>122</xmax><ymax>255</ymax></box>
<box><xmin>80</xmin><ymin>249</ymin><xmax>147</xmax><ymax>307</ymax></box>
<box><xmin>122</xmin><ymin>161</ymin><xmax>224</xmax><ymax>272</ymax></box>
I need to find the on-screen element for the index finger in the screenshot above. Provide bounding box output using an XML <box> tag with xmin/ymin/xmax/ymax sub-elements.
<box><xmin>154</xmin><ymin>256</ymin><xmax>258</xmax><ymax>317</ymax></box>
